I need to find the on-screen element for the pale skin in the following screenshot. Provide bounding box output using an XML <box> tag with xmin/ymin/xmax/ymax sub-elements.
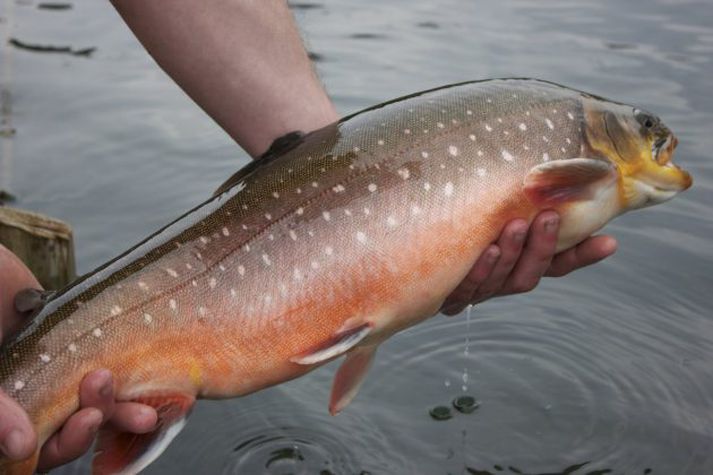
<box><xmin>0</xmin><ymin>0</ymin><xmax>618</xmax><ymax>470</ymax></box>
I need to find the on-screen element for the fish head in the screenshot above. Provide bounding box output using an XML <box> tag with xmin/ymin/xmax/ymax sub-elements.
<box><xmin>583</xmin><ymin>98</ymin><xmax>692</xmax><ymax>210</ymax></box>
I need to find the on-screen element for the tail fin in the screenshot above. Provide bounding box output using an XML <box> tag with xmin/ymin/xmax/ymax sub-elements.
<box><xmin>92</xmin><ymin>392</ymin><xmax>194</xmax><ymax>475</ymax></box>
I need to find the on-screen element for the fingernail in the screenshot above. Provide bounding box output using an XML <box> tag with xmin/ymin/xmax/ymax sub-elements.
<box><xmin>98</xmin><ymin>372</ymin><xmax>113</xmax><ymax>398</ymax></box>
<box><xmin>87</xmin><ymin>411</ymin><xmax>103</xmax><ymax>434</ymax></box>
<box><xmin>487</xmin><ymin>247</ymin><xmax>500</xmax><ymax>262</ymax></box>
<box><xmin>544</xmin><ymin>217</ymin><xmax>559</xmax><ymax>233</ymax></box>
<box><xmin>1</xmin><ymin>429</ymin><xmax>27</xmax><ymax>459</ymax></box>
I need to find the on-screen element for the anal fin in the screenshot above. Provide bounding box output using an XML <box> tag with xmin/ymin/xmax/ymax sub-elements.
<box><xmin>330</xmin><ymin>345</ymin><xmax>377</xmax><ymax>415</ymax></box>
<box><xmin>92</xmin><ymin>393</ymin><xmax>195</xmax><ymax>475</ymax></box>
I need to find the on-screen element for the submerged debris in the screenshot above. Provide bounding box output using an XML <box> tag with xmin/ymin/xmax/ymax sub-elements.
<box><xmin>8</xmin><ymin>38</ymin><xmax>95</xmax><ymax>57</ymax></box>
<box><xmin>0</xmin><ymin>190</ymin><xmax>17</xmax><ymax>205</ymax></box>
<box><xmin>428</xmin><ymin>405</ymin><xmax>452</xmax><ymax>421</ymax></box>
<box><xmin>37</xmin><ymin>2</ymin><xmax>73</xmax><ymax>10</ymax></box>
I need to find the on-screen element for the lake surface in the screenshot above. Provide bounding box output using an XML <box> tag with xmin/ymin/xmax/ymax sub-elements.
<box><xmin>2</xmin><ymin>0</ymin><xmax>712</xmax><ymax>473</ymax></box>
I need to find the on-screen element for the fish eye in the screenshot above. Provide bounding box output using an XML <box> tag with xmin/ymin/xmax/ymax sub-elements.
<box><xmin>634</xmin><ymin>108</ymin><xmax>657</xmax><ymax>130</ymax></box>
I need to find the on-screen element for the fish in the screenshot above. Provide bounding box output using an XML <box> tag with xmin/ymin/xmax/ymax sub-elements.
<box><xmin>0</xmin><ymin>78</ymin><xmax>692</xmax><ymax>474</ymax></box>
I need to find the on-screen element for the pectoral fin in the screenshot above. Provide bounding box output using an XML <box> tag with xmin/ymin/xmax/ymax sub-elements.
<box><xmin>290</xmin><ymin>322</ymin><xmax>373</xmax><ymax>365</ymax></box>
<box><xmin>523</xmin><ymin>158</ymin><xmax>618</xmax><ymax>206</ymax></box>
<box><xmin>329</xmin><ymin>345</ymin><xmax>377</xmax><ymax>415</ymax></box>
<box><xmin>93</xmin><ymin>393</ymin><xmax>195</xmax><ymax>475</ymax></box>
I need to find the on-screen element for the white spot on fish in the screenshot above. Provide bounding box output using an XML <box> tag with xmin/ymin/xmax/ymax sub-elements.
<box><xmin>93</xmin><ymin>328</ymin><xmax>103</xmax><ymax>338</ymax></box>
<box><xmin>542</xmin><ymin>136</ymin><xmax>549</xmax><ymax>143</ymax></box>
<box><xmin>14</xmin><ymin>381</ymin><xmax>24</xmax><ymax>390</ymax></box>
<box><xmin>523</xmin><ymin>144</ymin><xmax>530</xmax><ymax>150</ymax></box>
<box><xmin>477</xmin><ymin>167</ymin><xmax>487</xmax><ymax>177</ymax></box>
<box><xmin>377</xmin><ymin>139</ymin><xmax>384</xmax><ymax>146</ymax></box>
<box><xmin>356</xmin><ymin>231</ymin><xmax>367</xmax><ymax>244</ymax></box>
<box><xmin>192</xmin><ymin>280</ymin><xmax>198</xmax><ymax>287</ymax></box>
<box><xmin>296</xmin><ymin>187</ymin><xmax>302</xmax><ymax>194</ymax></box>
<box><xmin>397</xmin><ymin>168</ymin><xmax>410</xmax><ymax>180</ymax></box>
<box><xmin>262</xmin><ymin>254</ymin><xmax>272</xmax><ymax>266</ymax></box>
<box><xmin>566</xmin><ymin>137</ymin><xmax>572</xmax><ymax>144</ymax></box>
<box><xmin>138</xmin><ymin>281</ymin><xmax>149</xmax><ymax>291</ymax></box>
<box><xmin>567</xmin><ymin>112</ymin><xmax>575</xmax><ymax>120</ymax></box>
<box><xmin>289</xmin><ymin>230</ymin><xmax>298</xmax><ymax>241</ymax></box>
<box><xmin>421</xmin><ymin>151</ymin><xmax>429</xmax><ymax>158</ymax></box>
<box><xmin>265</xmin><ymin>213</ymin><xmax>272</xmax><ymax>221</ymax></box>
<box><xmin>368</xmin><ymin>183</ymin><xmax>377</xmax><ymax>192</ymax></box>
<box><xmin>238</xmin><ymin>265</ymin><xmax>246</xmax><ymax>276</ymax></box>
<box><xmin>200</xmin><ymin>236</ymin><xmax>209</xmax><ymax>244</ymax></box>
<box><xmin>242</xmin><ymin>204</ymin><xmax>248</xmax><ymax>210</ymax></box>
<box><xmin>387</xmin><ymin>216</ymin><xmax>398</xmax><ymax>227</ymax></box>
<box><xmin>242</xmin><ymin>224</ymin><xmax>249</xmax><ymax>230</ymax></box>
<box><xmin>448</xmin><ymin>145</ymin><xmax>458</xmax><ymax>156</ymax></box>
<box><xmin>110</xmin><ymin>305</ymin><xmax>122</xmax><ymax>316</ymax></box>
<box><xmin>353</xmin><ymin>146</ymin><xmax>360</xmax><ymax>153</ymax></box>
<box><xmin>497</xmin><ymin>118</ymin><xmax>503</xmax><ymax>123</ymax></box>
<box><xmin>68</xmin><ymin>343</ymin><xmax>77</xmax><ymax>352</ymax></box>
<box><xmin>296</xmin><ymin>207</ymin><xmax>304</xmax><ymax>215</ymax></box>
<box><xmin>230</xmin><ymin>288</ymin><xmax>237</xmax><ymax>298</ymax></box>
<box><xmin>143</xmin><ymin>313</ymin><xmax>153</xmax><ymax>324</ymax></box>
<box><xmin>323</xmin><ymin>211</ymin><xmax>331</xmax><ymax>221</ymax></box>
<box><xmin>344</xmin><ymin>209</ymin><xmax>352</xmax><ymax>216</ymax></box>
<box><xmin>546</xmin><ymin>118</ymin><xmax>554</xmax><ymax>129</ymax></box>
<box><xmin>526</xmin><ymin>111</ymin><xmax>531</xmax><ymax>116</ymax></box>
<box><xmin>363</xmin><ymin>207</ymin><xmax>370</xmax><ymax>215</ymax></box>
<box><xmin>333</xmin><ymin>184</ymin><xmax>346</xmax><ymax>193</ymax></box>
<box><xmin>485</xmin><ymin>124</ymin><xmax>493</xmax><ymax>132</ymax></box>
<box><xmin>466</xmin><ymin>109</ymin><xmax>473</xmax><ymax>115</ymax></box>
<box><xmin>501</xmin><ymin>150</ymin><xmax>514</xmax><ymax>162</ymax></box>
<box><xmin>166</xmin><ymin>268</ymin><xmax>178</xmax><ymax>278</ymax></box>
<box><xmin>411</xmin><ymin>204</ymin><xmax>421</xmax><ymax>215</ymax></box>
<box><xmin>186</xmin><ymin>263</ymin><xmax>193</xmax><ymax>270</ymax></box>
<box><xmin>293</xmin><ymin>268</ymin><xmax>302</xmax><ymax>280</ymax></box>
<box><xmin>561</xmin><ymin>147</ymin><xmax>567</xmax><ymax>153</ymax></box>
<box><xmin>444</xmin><ymin>182</ymin><xmax>454</xmax><ymax>197</ymax></box>
<box><xmin>486</xmin><ymin>98</ymin><xmax>492</xmax><ymax>103</ymax></box>
<box><xmin>519</xmin><ymin>123</ymin><xmax>527</xmax><ymax>131</ymax></box>
<box><xmin>477</xmin><ymin>150</ymin><xmax>484</xmax><ymax>157</ymax></box>
<box><xmin>312</xmin><ymin>181</ymin><xmax>319</xmax><ymax>188</ymax></box>
<box><xmin>424</xmin><ymin>182</ymin><xmax>431</xmax><ymax>191</ymax></box>
<box><xmin>469</xmin><ymin>134</ymin><xmax>476</xmax><ymax>141</ymax></box>
<box><xmin>169</xmin><ymin>299</ymin><xmax>177</xmax><ymax>312</ymax></box>
<box><xmin>552</xmin><ymin>109</ymin><xmax>558</xmax><ymax>114</ymax></box>
<box><xmin>264</xmin><ymin>295</ymin><xmax>272</xmax><ymax>304</ymax></box>
<box><xmin>439</xmin><ymin>164</ymin><xmax>446</xmax><ymax>169</ymax></box>
<box><xmin>272</xmin><ymin>192</ymin><xmax>280</xmax><ymax>199</ymax></box>
<box><xmin>198</xmin><ymin>306</ymin><xmax>207</xmax><ymax>316</ymax></box>
<box><xmin>543</xmin><ymin>152</ymin><xmax>550</xmax><ymax>161</ymax></box>
<box><xmin>437</xmin><ymin>122</ymin><xmax>445</xmax><ymax>129</ymax></box>
<box><xmin>243</xmin><ymin>244</ymin><xmax>251</xmax><ymax>252</ymax></box>
<box><xmin>503</xmin><ymin>130</ymin><xmax>510</xmax><ymax>136</ymax></box>
<box><xmin>40</xmin><ymin>354</ymin><xmax>51</xmax><ymax>363</ymax></box>
<box><xmin>311</xmin><ymin>261</ymin><xmax>320</xmax><ymax>270</ymax></box>
<box><xmin>325</xmin><ymin>246</ymin><xmax>334</xmax><ymax>256</ymax></box>
<box><xmin>404</xmin><ymin>128</ymin><xmax>411</xmax><ymax>135</ymax></box>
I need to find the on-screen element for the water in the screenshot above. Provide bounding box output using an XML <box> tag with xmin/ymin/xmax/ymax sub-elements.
<box><xmin>2</xmin><ymin>0</ymin><xmax>712</xmax><ymax>473</ymax></box>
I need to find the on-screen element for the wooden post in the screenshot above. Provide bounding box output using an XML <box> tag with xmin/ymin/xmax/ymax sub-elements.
<box><xmin>0</xmin><ymin>206</ymin><xmax>76</xmax><ymax>290</ymax></box>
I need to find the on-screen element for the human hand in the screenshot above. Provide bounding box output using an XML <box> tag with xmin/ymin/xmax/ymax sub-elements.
<box><xmin>0</xmin><ymin>244</ymin><xmax>157</xmax><ymax>470</ymax></box>
<box><xmin>441</xmin><ymin>211</ymin><xmax>618</xmax><ymax>315</ymax></box>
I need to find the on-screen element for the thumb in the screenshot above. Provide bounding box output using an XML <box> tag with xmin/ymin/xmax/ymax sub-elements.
<box><xmin>0</xmin><ymin>390</ymin><xmax>37</xmax><ymax>460</ymax></box>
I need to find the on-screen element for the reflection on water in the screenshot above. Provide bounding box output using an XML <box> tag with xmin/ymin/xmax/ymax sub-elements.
<box><xmin>2</xmin><ymin>0</ymin><xmax>712</xmax><ymax>473</ymax></box>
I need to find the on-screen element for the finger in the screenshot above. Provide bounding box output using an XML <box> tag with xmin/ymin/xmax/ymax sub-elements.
<box><xmin>441</xmin><ymin>245</ymin><xmax>501</xmax><ymax>315</ymax></box>
<box><xmin>79</xmin><ymin>369</ymin><xmax>115</xmax><ymax>423</ymax></box>
<box><xmin>0</xmin><ymin>391</ymin><xmax>37</xmax><ymax>460</ymax></box>
<box><xmin>500</xmin><ymin>211</ymin><xmax>559</xmax><ymax>295</ymax></box>
<box><xmin>0</xmin><ymin>244</ymin><xmax>42</xmax><ymax>341</ymax></box>
<box><xmin>472</xmin><ymin>219</ymin><xmax>529</xmax><ymax>301</ymax></box>
<box><xmin>110</xmin><ymin>402</ymin><xmax>158</xmax><ymax>434</ymax></box>
<box><xmin>546</xmin><ymin>235</ymin><xmax>618</xmax><ymax>277</ymax></box>
<box><xmin>36</xmin><ymin>408</ymin><xmax>102</xmax><ymax>472</ymax></box>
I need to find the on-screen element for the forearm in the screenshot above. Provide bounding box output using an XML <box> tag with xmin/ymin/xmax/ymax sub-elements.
<box><xmin>110</xmin><ymin>0</ymin><xmax>338</xmax><ymax>158</ymax></box>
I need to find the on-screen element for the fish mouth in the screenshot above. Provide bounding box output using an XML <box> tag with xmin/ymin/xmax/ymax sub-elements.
<box><xmin>653</xmin><ymin>133</ymin><xmax>677</xmax><ymax>166</ymax></box>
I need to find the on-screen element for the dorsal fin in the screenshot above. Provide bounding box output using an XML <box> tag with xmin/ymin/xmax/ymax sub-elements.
<box><xmin>212</xmin><ymin>130</ymin><xmax>305</xmax><ymax>197</ymax></box>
